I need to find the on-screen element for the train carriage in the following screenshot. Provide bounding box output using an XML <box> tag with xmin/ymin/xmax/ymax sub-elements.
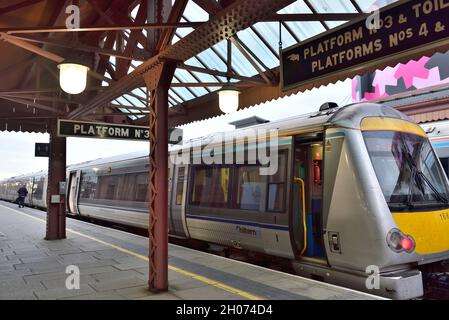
<box><xmin>2</xmin><ymin>102</ymin><xmax>449</xmax><ymax>300</ymax></box>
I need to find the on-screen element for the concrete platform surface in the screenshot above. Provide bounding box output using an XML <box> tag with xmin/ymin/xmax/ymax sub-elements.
<box><xmin>0</xmin><ymin>201</ymin><xmax>383</xmax><ymax>300</ymax></box>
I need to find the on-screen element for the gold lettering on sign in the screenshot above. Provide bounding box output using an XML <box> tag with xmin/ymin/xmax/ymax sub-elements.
<box><xmin>413</xmin><ymin>0</ymin><xmax>449</xmax><ymax>18</ymax></box>
<box><xmin>310</xmin><ymin>39</ymin><xmax>382</xmax><ymax>72</ymax></box>
<box><xmin>389</xmin><ymin>28</ymin><xmax>414</xmax><ymax>47</ymax></box>
<box><xmin>303</xmin><ymin>27</ymin><xmax>364</xmax><ymax>60</ymax></box>
<box><xmin>435</xmin><ymin>21</ymin><xmax>446</xmax><ymax>32</ymax></box>
<box><xmin>398</xmin><ymin>14</ymin><xmax>407</xmax><ymax>24</ymax></box>
<box><xmin>419</xmin><ymin>23</ymin><xmax>429</xmax><ymax>37</ymax></box>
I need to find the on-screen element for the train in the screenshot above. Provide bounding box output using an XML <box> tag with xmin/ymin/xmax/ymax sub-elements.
<box><xmin>1</xmin><ymin>102</ymin><xmax>449</xmax><ymax>300</ymax></box>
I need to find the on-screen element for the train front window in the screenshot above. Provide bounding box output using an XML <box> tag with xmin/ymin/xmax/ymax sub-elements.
<box><xmin>363</xmin><ymin>131</ymin><xmax>449</xmax><ymax>210</ymax></box>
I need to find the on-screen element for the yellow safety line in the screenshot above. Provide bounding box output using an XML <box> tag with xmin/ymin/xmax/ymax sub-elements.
<box><xmin>0</xmin><ymin>204</ymin><xmax>261</xmax><ymax>300</ymax></box>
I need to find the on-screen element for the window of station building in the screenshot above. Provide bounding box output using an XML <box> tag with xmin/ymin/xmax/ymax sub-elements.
<box><xmin>267</xmin><ymin>152</ymin><xmax>287</xmax><ymax>212</ymax></box>
<box><xmin>236</xmin><ymin>165</ymin><xmax>264</xmax><ymax>211</ymax></box>
<box><xmin>190</xmin><ymin>166</ymin><xmax>230</xmax><ymax>207</ymax></box>
<box><xmin>175</xmin><ymin>167</ymin><xmax>186</xmax><ymax>205</ymax></box>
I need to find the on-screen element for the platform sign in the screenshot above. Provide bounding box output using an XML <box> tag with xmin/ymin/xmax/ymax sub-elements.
<box><xmin>281</xmin><ymin>0</ymin><xmax>449</xmax><ymax>91</ymax></box>
<box><xmin>57</xmin><ymin>119</ymin><xmax>182</xmax><ymax>144</ymax></box>
<box><xmin>35</xmin><ymin>143</ymin><xmax>49</xmax><ymax>157</ymax></box>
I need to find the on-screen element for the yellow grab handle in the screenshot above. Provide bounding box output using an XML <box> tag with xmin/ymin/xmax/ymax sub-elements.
<box><xmin>294</xmin><ymin>176</ymin><xmax>307</xmax><ymax>256</ymax></box>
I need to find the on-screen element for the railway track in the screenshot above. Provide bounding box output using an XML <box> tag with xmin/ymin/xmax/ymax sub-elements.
<box><xmin>423</xmin><ymin>272</ymin><xmax>449</xmax><ymax>299</ymax></box>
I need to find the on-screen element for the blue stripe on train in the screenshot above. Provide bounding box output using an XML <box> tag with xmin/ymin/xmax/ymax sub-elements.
<box><xmin>186</xmin><ymin>214</ymin><xmax>289</xmax><ymax>231</ymax></box>
<box><xmin>432</xmin><ymin>141</ymin><xmax>449</xmax><ymax>148</ymax></box>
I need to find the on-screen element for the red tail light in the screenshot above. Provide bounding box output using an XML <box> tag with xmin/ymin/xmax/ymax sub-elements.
<box><xmin>401</xmin><ymin>237</ymin><xmax>414</xmax><ymax>252</ymax></box>
<box><xmin>386</xmin><ymin>229</ymin><xmax>415</xmax><ymax>253</ymax></box>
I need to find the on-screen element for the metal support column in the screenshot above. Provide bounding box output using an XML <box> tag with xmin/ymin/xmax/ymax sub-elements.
<box><xmin>145</xmin><ymin>61</ymin><xmax>177</xmax><ymax>292</ymax></box>
<box><xmin>45</xmin><ymin>119</ymin><xmax>66</xmax><ymax>240</ymax></box>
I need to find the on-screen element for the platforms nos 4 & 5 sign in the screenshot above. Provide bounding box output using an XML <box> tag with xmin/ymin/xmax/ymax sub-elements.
<box><xmin>281</xmin><ymin>0</ymin><xmax>449</xmax><ymax>90</ymax></box>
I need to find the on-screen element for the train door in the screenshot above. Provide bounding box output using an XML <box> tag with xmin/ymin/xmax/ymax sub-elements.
<box><xmin>29</xmin><ymin>177</ymin><xmax>36</xmax><ymax>207</ymax></box>
<box><xmin>67</xmin><ymin>171</ymin><xmax>81</xmax><ymax>214</ymax></box>
<box><xmin>169</xmin><ymin>158</ymin><xmax>189</xmax><ymax>238</ymax></box>
<box><xmin>291</xmin><ymin>137</ymin><xmax>325</xmax><ymax>260</ymax></box>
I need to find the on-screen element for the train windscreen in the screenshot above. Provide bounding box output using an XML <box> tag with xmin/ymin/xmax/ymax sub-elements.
<box><xmin>363</xmin><ymin>131</ymin><xmax>449</xmax><ymax>211</ymax></box>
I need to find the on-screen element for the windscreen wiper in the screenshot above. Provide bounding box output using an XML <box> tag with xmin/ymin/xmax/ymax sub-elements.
<box><xmin>417</xmin><ymin>171</ymin><xmax>449</xmax><ymax>204</ymax></box>
<box><xmin>400</xmin><ymin>136</ymin><xmax>449</xmax><ymax>205</ymax></box>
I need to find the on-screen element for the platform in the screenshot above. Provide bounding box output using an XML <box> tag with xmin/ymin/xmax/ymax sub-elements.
<box><xmin>0</xmin><ymin>201</ymin><xmax>383</xmax><ymax>300</ymax></box>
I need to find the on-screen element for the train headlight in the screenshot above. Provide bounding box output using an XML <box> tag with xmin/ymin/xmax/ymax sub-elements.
<box><xmin>386</xmin><ymin>228</ymin><xmax>415</xmax><ymax>253</ymax></box>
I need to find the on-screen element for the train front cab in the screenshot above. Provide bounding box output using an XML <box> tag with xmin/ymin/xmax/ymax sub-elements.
<box><xmin>292</xmin><ymin>104</ymin><xmax>449</xmax><ymax>300</ymax></box>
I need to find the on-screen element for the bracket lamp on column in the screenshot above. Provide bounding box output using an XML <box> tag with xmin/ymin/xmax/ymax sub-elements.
<box><xmin>218</xmin><ymin>81</ymin><xmax>240</xmax><ymax>114</ymax></box>
<box><xmin>58</xmin><ymin>56</ymin><xmax>90</xmax><ymax>95</ymax></box>
<box><xmin>218</xmin><ymin>39</ymin><xmax>240</xmax><ymax>114</ymax></box>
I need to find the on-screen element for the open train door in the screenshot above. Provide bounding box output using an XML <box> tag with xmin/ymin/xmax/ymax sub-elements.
<box><xmin>67</xmin><ymin>170</ymin><xmax>81</xmax><ymax>214</ymax></box>
<box><xmin>291</xmin><ymin>134</ymin><xmax>326</xmax><ymax>261</ymax></box>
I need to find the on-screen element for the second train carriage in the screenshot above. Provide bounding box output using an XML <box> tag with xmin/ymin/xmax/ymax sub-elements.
<box><xmin>2</xmin><ymin>102</ymin><xmax>449</xmax><ymax>300</ymax></box>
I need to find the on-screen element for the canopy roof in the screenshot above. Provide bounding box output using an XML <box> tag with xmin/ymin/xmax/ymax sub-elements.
<box><xmin>0</xmin><ymin>0</ymin><xmax>396</xmax><ymax>133</ymax></box>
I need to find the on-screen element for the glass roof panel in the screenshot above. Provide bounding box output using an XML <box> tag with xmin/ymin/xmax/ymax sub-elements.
<box><xmin>355</xmin><ymin>0</ymin><xmax>397</xmax><ymax>12</ymax></box>
<box><xmin>132</xmin><ymin>88</ymin><xmax>147</xmax><ymax>99</ymax></box>
<box><xmin>123</xmin><ymin>94</ymin><xmax>146</xmax><ymax>108</ymax></box>
<box><xmin>176</xmin><ymin>25</ymin><xmax>194</xmax><ymax>39</ymax></box>
<box><xmin>171</xmin><ymin>87</ymin><xmax>196</xmax><ymax>100</ymax></box>
<box><xmin>115</xmin><ymin>97</ymin><xmax>133</xmax><ymax>107</ymax></box>
<box><xmin>195</xmin><ymin>48</ymin><xmax>228</xmax><ymax>72</ymax></box>
<box><xmin>168</xmin><ymin>96</ymin><xmax>177</xmax><ymax>105</ymax></box>
<box><xmin>174</xmin><ymin>69</ymin><xmax>209</xmax><ymax>96</ymax></box>
<box><xmin>169</xmin><ymin>88</ymin><xmax>185</xmax><ymax>102</ymax></box>
<box><xmin>236</xmin><ymin>28</ymin><xmax>279</xmax><ymax>70</ymax></box>
<box><xmin>285</xmin><ymin>21</ymin><xmax>325</xmax><ymax>41</ymax></box>
<box><xmin>119</xmin><ymin>108</ymin><xmax>130</xmax><ymax>114</ymax></box>
<box><xmin>308</xmin><ymin>0</ymin><xmax>357</xmax><ymax>13</ymax></box>
<box><xmin>277</xmin><ymin>0</ymin><xmax>326</xmax><ymax>41</ymax></box>
<box><xmin>183</xmin><ymin>58</ymin><xmax>223</xmax><ymax>83</ymax></box>
<box><xmin>252</xmin><ymin>22</ymin><xmax>297</xmax><ymax>53</ymax></box>
<box><xmin>113</xmin><ymin>0</ymin><xmax>401</xmax><ymax>120</ymax></box>
<box><xmin>307</xmin><ymin>0</ymin><xmax>357</xmax><ymax>29</ymax></box>
<box><xmin>182</xmin><ymin>0</ymin><xmax>209</xmax><ymax>21</ymax></box>
<box><xmin>175</xmin><ymin>68</ymin><xmax>199</xmax><ymax>83</ymax></box>
<box><xmin>172</xmin><ymin>33</ymin><xmax>181</xmax><ymax>45</ymax></box>
<box><xmin>213</xmin><ymin>40</ymin><xmax>259</xmax><ymax>77</ymax></box>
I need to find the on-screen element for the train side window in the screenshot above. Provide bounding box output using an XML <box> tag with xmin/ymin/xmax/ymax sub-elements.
<box><xmin>33</xmin><ymin>177</ymin><xmax>44</xmax><ymax>200</ymax></box>
<box><xmin>135</xmin><ymin>173</ymin><xmax>148</xmax><ymax>202</ymax></box>
<box><xmin>236</xmin><ymin>165</ymin><xmax>263</xmax><ymax>211</ymax></box>
<box><xmin>80</xmin><ymin>171</ymin><xmax>97</xmax><ymax>200</ymax></box>
<box><xmin>115</xmin><ymin>172</ymin><xmax>145</xmax><ymax>202</ymax></box>
<box><xmin>175</xmin><ymin>167</ymin><xmax>185</xmax><ymax>205</ymax></box>
<box><xmin>190</xmin><ymin>166</ymin><xmax>230</xmax><ymax>207</ymax></box>
<box><xmin>267</xmin><ymin>151</ymin><xmax>287</xmax><ymax>212</ymax></box>
<box><xmin>97</xmin><ymin>175</ymin><xmax>120</xmax><ymax>200</ymax></box>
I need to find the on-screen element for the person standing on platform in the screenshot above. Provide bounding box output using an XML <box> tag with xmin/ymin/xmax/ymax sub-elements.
<box><xmin>17</xmin><ymin>185</ymin><xmax>28</xmax><ymax>208</ymax></box>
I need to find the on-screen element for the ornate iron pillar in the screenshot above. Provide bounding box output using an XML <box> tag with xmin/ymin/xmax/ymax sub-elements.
<box><xmin>144</xmin><ymin>61</ymin><xmax>177</xmax><ymax>292</ymax></box>
<box><xmin>45</xmin><ymin>118</ymin><xmax>66</xmax><ymax>240</ymax></box>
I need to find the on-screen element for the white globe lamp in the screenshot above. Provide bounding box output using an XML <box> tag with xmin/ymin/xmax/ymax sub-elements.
<box><xmin>58</xmin><ymin>60</ymin><xmax>89</xmax><ymax>95</ymax></box>
<box><xmin>218</xmin><ymin>82</ymin><xmax>240</xmax><ymax>114</ymax></box>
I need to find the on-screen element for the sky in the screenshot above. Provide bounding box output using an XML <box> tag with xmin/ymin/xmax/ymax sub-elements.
<box><xmin>0</xmin><ymin>79</ymin><xmax>352</xmax><ymax>180</ymax></box>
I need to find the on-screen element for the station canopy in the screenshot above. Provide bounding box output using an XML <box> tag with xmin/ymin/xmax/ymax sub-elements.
<box><xmin>0</xmin><ymin>0</ymin><xmax>397</xmax><ymax>133</ymax></box>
